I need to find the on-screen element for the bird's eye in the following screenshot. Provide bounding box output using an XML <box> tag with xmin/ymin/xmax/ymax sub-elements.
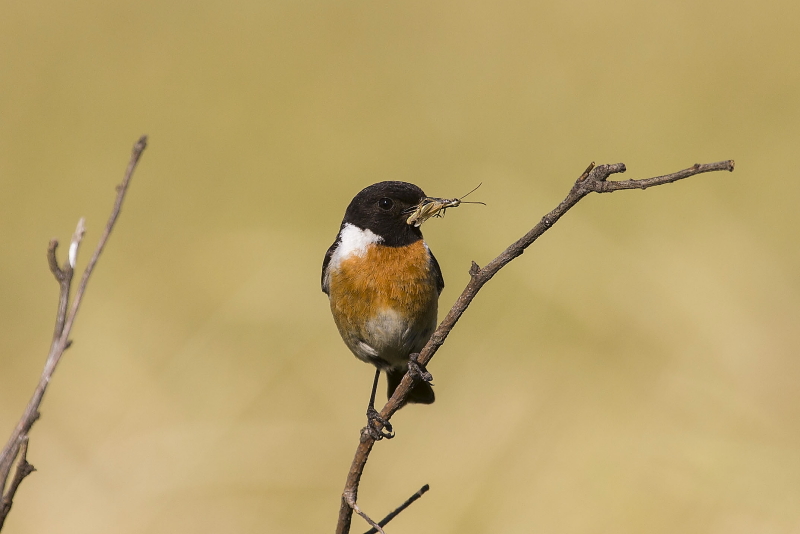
<box><xmin>378</xmin><ymin>198</ymin><xmax>393</xmax><ymax>210</ymax></box>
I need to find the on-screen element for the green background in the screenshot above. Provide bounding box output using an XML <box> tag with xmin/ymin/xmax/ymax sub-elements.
<box><xmin>1</xmin><ymin>1</ymin><xmax>798</xmax><ymax>532</ymax></box>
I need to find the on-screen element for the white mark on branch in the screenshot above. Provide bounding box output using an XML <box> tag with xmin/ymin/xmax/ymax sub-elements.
<box><xmin>68</xmin><ymin>218</ymin><xmax>86</xmax><ymax>268</ymax></box>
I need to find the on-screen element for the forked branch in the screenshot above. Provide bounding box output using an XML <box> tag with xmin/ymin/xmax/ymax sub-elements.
<box><xmin>0</xmin><ymin>136</ymin><xmax>148</xmax><ymax>530</ymax></box>
<box><xmin>336</xmin><ymin>159</ymin><xmax>734</xmax><ymax>534</ymax></box>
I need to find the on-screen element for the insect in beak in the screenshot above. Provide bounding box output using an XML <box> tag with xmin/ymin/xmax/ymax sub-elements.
<box><xmin>404</xmin><ymin>184</ymin><xmax>485</xmax><ymax>227</ymax></box>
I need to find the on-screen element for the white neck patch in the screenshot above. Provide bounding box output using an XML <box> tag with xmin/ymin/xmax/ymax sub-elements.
<box><xmin>330</xmin><ymin>223</ymin><xmax>383</xmax><ymax>270</ymax></box>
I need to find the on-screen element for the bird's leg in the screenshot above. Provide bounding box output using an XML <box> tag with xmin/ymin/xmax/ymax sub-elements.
<box><xmin>407</xmin><ymin>353</ymin><xmax>433</xmax><ymax>383</ymax></box>
<box><xmin>366</xmin><ymin>368</ymin><xmax>395</xmax><ymax>440</ymax></box>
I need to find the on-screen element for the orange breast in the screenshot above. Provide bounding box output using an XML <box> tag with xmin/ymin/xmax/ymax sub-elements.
<box><xmin>328</xmin><ymin>240</ymin><xmax>439</xmax><ymax>365</ymax></box>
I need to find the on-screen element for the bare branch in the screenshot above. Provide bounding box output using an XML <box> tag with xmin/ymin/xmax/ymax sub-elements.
<box><xmin>62</xmin><ymin>137</ymin><xmax>147</xmax><ymax>336</ymax></box>
<box><xmin>46</xmin><ymin>240</ymin><xmax>64</xmax><ymax>281</ymax></box>
<box><xmin>363</xmin><ymin>484</ymin><xmax>430</xmax><ymax>534</ymax></box>
<box><xmin>47</xmin><ymin>241</ymin><xmax>72</xmax><ymax>349</ymax></box>
<box><xmin>345</xmin><ymin>491</ymin><xmax>385</xmax><ymax>534</ymax></box>
<box><xmin>0</xmin><ymin>136</ymin><xmax>148</xmax><ymax>530</ymax></box>
<box><xmin>0</xmin><ymin>438</ymin><xmax>35</xmax><ymax>530</ymax></box>
<box><xmin>335</xmin><ymin>159</ymin><xmax>735</xmax><ymax>534</ymax></box>
<box><xmin>584</xmin><ymin>160</ymin><xmax>734</xmax><ymax>192</ymax></box>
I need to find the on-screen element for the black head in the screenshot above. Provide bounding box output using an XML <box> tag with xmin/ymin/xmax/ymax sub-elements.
<box><xmin>341</xmin><ymin>181</ymin><xmax>427</xmax><ymax>247</ymax></box>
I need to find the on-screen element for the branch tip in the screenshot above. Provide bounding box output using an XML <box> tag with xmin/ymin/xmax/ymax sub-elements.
<box><xmin>47</xmin><ymin>240</ymin><xmax>63</xmax><ymax>281</ymax></box>
<box><xmin>610</xmin><ymin>162</ymin><xmax>627</xmax><ymax>176</ymax></box>
<box><xmin>363</xmin><ymin>484</ymin><xmax>431</xmax><ymax>534</ymax></box>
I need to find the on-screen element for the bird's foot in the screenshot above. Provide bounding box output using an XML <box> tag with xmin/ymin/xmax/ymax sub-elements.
<box><xmin>408</xmin><ymin>353</ymin><xmax>433</xmax><ymax>384</ymax></box>
<box><xmin>365</xmin><ymin>406</ymin><xmax>395</xmax><ymax>441</ymax></box>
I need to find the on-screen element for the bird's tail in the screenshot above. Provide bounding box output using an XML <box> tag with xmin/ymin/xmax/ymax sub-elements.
<box><xmin>386</xmin><ymin>368</ymin><xmax>435</xmax><ymax>405</ymax></box>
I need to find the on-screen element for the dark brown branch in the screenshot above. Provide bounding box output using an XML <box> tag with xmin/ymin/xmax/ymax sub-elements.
<box><xmin>335</xmin><ymin>159</ymin><xmax>734</xmax><ymax>534</ymax></box>
<box><xmin>0</xmin><ymin>136</ymin><xmax>147</xmax><ymax>530</ymax></box>
<box><xmin>363</xmin><ymin>484</ymin><xmax>430</xmax><ymax>534</ymax></box>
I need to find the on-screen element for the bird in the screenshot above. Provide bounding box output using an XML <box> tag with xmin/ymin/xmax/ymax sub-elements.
<box><xmin>322</xmin><ymin>181</ymin><xmax>454</xmax><ymax>436</ymax></box>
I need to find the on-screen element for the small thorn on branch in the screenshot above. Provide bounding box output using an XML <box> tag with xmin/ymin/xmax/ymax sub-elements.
<box><xmin>469</xmin><ymin>261</ymin><xmax>480</xmax><ymax>276</ymax></box>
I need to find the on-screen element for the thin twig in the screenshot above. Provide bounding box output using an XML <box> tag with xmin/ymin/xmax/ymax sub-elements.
<box><xmin>363</xmin><ymin>484</ymin><xmax>430</xmax><ymax>534</ymax></box>
<box><xmin>0</xmin><ymin>136</ymin><xmax>148</xmax><ymax>530</ymax></box>
<box><xmin>47</xmin><ymin>240</ymin><xmax>72</xmax><ymax>350</ymax></box>
<box><xmin>335</xmin><ymin>159</ymin><xmax>734</xmax><ymax>534</ymax></box>
<box><xmin>345</xmin><ymin>491</ymin><xmax>385</xmax><ymax>534</ymax></box>
<box><xmin>0</xmin><ymin>438</ymin><xmax>35</xmax><ymax>529</ymax></box>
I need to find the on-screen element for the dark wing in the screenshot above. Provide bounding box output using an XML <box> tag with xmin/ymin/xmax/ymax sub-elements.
<box><xmin>321</xmin><ymin>239</ymin><xmax>338</xmax><ymax>295</ymax></box>
<box><xmin>428</xmin><ymin>248</ymin><xmax>445</xmax><ymax>295</ymax></box>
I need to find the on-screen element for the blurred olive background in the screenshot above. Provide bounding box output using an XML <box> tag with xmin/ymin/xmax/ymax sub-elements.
<box><xmin>1</xmin><ymin>0</ymin><xmax>799</xmax><ymax>533</ymax></box>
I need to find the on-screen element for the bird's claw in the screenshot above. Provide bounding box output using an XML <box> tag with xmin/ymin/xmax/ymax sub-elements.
<box><xmin>408</xmin><ymin>353</ymin><xmax>433</xmax><ymax>383</ymax></box>
<box><xmin>366</xmin><ymin>406</ymin><xmax>395</xmax><ymax>440</ymax></box>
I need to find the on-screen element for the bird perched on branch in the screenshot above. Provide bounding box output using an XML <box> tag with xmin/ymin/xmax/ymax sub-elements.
<box><xmin>322</xmin><ymin>181</ymin><xmax>463</xmax><ymax>438</ymax></box>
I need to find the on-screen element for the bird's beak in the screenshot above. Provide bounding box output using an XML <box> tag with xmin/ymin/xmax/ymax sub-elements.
<box><xmin>405</xmin><ymin>197</ymin><xmax>462</xmax><ymax>227</ymax></box>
